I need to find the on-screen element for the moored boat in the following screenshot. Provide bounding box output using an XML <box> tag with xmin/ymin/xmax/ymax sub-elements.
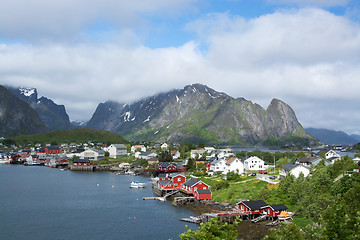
<box><xmin>130</xmin><ymin>181</ymin><xmax>145</xmax><ymax>188</ymax></box>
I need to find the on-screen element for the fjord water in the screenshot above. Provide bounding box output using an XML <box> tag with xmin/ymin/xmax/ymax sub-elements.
<box><xmin>0</xmin><ymin>165</ymin><xmax>196</xmax><ymax>240</ymax></box>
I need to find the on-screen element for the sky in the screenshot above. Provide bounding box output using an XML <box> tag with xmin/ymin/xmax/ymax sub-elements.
<box><xmin>1</xmin><ymin>0</ymin><xmax>360</xmax><ymax>135</ymax></box>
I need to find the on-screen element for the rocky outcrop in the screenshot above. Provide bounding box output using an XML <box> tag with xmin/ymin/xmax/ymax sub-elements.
<box><xmin>7</xmin><ymin>87</ymin><xmax>71</xmax><ymax>130</ymax></box>
<box><xmin>0</xmin><ymin>85</ymin><xmax>49</xmax><ymax>137</ymax></box>
<box><xmin>87</xmin><ymin>84</ymin><xmax>316</xmax><ymax>145</ymax></box>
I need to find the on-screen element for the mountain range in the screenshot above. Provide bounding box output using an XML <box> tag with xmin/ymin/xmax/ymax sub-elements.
<box><xmin>7</xmin><ymin>86</ymin><xmax>71</xmax><ymax>130</ymax></box>
<box><xmin>87</xmin><ymin>84</ymin><xmax>316</xmax><ymax>145</ymax></box>
<box><xmin>0</xmin><ymin>86</ymin><xmax>49</xmax><ymax>136</ymax></box>
<box><xmin>305</xmin><ymin>128</ymin><xmax>360</xmax><ymax>145</ymax></box>
<box><xmin>3</xmin><ymin>83</ymin><xmax>358</xmax><ymax>146</ymax></box>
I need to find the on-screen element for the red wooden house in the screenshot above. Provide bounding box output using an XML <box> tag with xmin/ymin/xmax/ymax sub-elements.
<box><xmin>73</xmin><ymin>159</ymin><xmax>90</xmax><ymax>167</ymax></box>
<box><xmin>156</xmin><ymin>180</ymin><xmax>175</xmax><ymax>190</ymax></box>
<box><xmin>181</xmin><ymin>178</ymin><xmax>210</xmax><ymax>195</ymax></box>
<box><xmin>194</xmin><ymin>189</ymin><xmax>212</xmax><ymax>200</ymax></box>
<box><xmin>44</xmin><ymin>146</ymin><xmax>61</xmax><ymax>155</ymax></box>
<box><xmin>206</xmin><ymin>161</ymin><xmax>211</xmax><ymax>171</ymax></box>
<box><xmin>156</xmin><ymin>162</ymin><xmax>177</xmax><ymax>172</ymax></box>
<box><xmin>237</xmin><ymin>200</ymin><xmax>268</xmax><ymax>215</ymax></box>
<box><xmin>169</xmin><ymin>173</ymin><xmax>186</xmax><ymax>188</ymax></box>
<box><xmin>262</xmin><ymin>204</ymin><xmax>288</xmax><ymax>217</ymax></box>
<box><xmin>158</xmin><ymin>173</ymin><xmax>171</xmax><ymax>181</ymax></box>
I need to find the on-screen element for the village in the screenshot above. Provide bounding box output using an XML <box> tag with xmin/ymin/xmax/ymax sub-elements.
<box><xmin>1</xmin><ymin>139</ymin><xmax>360</xmax><ymax>228</ymax></box>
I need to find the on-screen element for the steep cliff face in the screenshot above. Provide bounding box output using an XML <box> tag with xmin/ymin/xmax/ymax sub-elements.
<box><xmin>87</xmin><ymin>84</ymin><xmax>316</xmax><ymax>145</ymax></box>
<box><xmin>0</xmin><ymin>85</ymin><xmax>49</xmax><ymax>137</ymax></box>
<box><xmin>7</xmin><ymin>87</ymin><xmax>71</xmax><ymax>130</ymax></box>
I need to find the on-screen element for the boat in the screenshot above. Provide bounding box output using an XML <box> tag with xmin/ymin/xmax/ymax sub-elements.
<box><xmin>0</xmin><ymin>159</ymin><xmax>10</xmax><ymax>164</ymax></box>
<box><xmin>124</xmin><ymin>170</ymin><xmax>135</xmax><ymax>175</ymax></box>
<box><xmin>277</xmin><ymin>211</ymin><xmax>295</xmax><ymax>221</ymax></box>
<box><xmin>130</xmin><ymin>181</ymin><xmax>145</xmax><ymax>188</ymax></box>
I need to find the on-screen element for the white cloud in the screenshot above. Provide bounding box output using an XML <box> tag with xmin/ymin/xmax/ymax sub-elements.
<box><xmin>266</xmin><ymin>0</ymin><xmax>350</xmax><ymax>7</ymax></box>
<box><xmin>1</xmin><ymin>6</ymin><xmax>360</xmax><ymax>134</ymax></box>
<box><xmin>0</xmin><ymin>0</ymin><xmax>198</xmax><ymax>42</ymax></box>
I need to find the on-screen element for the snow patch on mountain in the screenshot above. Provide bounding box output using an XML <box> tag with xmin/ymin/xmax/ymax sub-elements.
<box><xmin>143</xmin><ymin>116</ymin><xmax>150</xmax><ymax>123</ymax></box>
<box><xmin>19</xmin><ymin>87</ymin><xmax>35</xmax><ymax>97</ymax></box>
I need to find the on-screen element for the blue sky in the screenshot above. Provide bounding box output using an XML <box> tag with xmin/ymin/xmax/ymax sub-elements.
<box><xmin>1</xmin><ymin>0</ymin><xmax>360</xmax><ymax>135</ymax></box>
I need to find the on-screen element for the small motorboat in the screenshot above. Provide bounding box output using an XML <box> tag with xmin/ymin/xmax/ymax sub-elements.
<box><xmin>130</xmin><ymin>181</ymin><xmax>145</xmax><ymax>188</ymax></box>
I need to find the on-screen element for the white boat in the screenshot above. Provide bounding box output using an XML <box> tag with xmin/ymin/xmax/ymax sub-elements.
<box><xmin>0</xmin><ymin>159</ymin><xmax>10</xmax><ymax>164</ymax></box>
<box><xmin>130</xmin><ymin>181</ymin><xmax>145</xmax><ymax>188</ymax></box>
<box><xmin>124</xmin><ymin>170</ymin><xmax>135</xmax><ymax>175</ymax></box>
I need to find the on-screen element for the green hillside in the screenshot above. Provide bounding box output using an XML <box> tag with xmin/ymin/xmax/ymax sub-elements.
<box><xmin>10</xmin><ymin>128</ymin><xmax>128</xmax><ymax>145</ymax></box>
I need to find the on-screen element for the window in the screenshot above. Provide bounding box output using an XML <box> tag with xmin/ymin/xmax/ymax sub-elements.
<box><xmin>203</xmin><ymin>187</ymin><xmax>206</xmax><ymax>189</ymax></box>
<box><xmin>241</xmin><ymin>205</ymin><xmax>244</xmax><ymax>210</ymax></box>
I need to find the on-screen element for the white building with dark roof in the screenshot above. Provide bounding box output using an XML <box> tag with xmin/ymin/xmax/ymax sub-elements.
<box><xmin>80</xmin><ymin>148</ymin><xmax>105</xmax><ymax>161</ymax></box>
<box><xmin>108</xmin><ymin>144</ymin><xmax>127</xmax><ymax>158</ymax></box>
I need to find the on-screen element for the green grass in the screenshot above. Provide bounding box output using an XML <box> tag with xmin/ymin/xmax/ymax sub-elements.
<box><xmin>292</xmin><ymin>216</ymin><xmax>313</xmax><ymax>229</ymax></box>
<box><xmin>91</xmin><ymin>155</ymin><xmax>136</xmax><ymax>165</ymax></box>
<box><xmin>11</xmin><ymin>128</ymin><xmax>128</xmax><ymax>145</ymax></box>
<box><xmin>201</xmin><ymin>177</ymin><xmax>270</xmax><ymax>204</ymax></box>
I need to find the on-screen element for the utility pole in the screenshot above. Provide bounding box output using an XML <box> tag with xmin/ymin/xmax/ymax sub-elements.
<box><xmin>273</xmin><ymin>155</ymin><xmax>275</xmax><ymax>174</ymax></box>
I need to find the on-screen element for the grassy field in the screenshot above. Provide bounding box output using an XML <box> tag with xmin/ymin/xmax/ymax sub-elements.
<box><xmin>200</xmin><ymin>176</ymin><xmax>274</xmax><ymax>204</ymax></box>
<box><xmin>10</xmin><ymin>128</ymin><xmax>128</xmax><ymax>145</ymax></box>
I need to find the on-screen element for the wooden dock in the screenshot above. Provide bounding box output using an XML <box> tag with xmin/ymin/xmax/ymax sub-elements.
<box><xmin>70</xmin><ymin>166</ymin><xmax>94</xmax><ymax>171</ymax></box>
<box><xmin>180</xmin><ymin>217</ymin><xmax>201</xmax><ymax>224</ymax></box>
<box><xmin>143</xmin><ymin>197</ymin><xmax>166</xmax><ymax>201</ymax></box>
<box><xmin>251</xmin><ymin>214</ymin><xmax>267</xmax><ymax>223</ymax></box>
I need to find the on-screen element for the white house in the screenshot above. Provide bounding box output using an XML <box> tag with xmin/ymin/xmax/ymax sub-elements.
<box><xmin>280</xmin><ymin>163</ymin><xmax>310</xmax><ymax>178</ymax></box>
<box><xmin>325</xmin><ymin>150</ymin><xmax>341</xmax><ymax>163</ymax></box>
<box><xmin>191</xmin><ymin>149</ymin><xmax>207</xmax><ymax>159</ymax></box>
<box><xmin>171</xmin><ymin>150</ymin><xmax>181</xmax><ymax>160</ymax></box>
<box><xmin>244</xmin><ymin>156</ymin><xmax>265</xmax><ymax>171</ymax></box>
<box><xmin>209</xmin><ymin>158</ymin><xmax>227</xmax><ymax>173</ymax></box>
<box><xmin>161</xmin><ymin>143</ymin><xmax>168</xmax><ymax>150</ymax></box>
<box><xmin>108</xmin><ymin>144</ymin><xmax>127</xmax><ymax>158</ymax></box>
<box><xmin>80</xmin><ymin>148</ymin><xmax>105</xmax><ymax>161</ymax></box>
<box><xmin>215</xmin><ymin>149</ymin><xmax>234</xmax><ymax>159</ymax></box>
<box><xmin>137</xmin><ymin>151</ymin><xmax>157</xmax><ymax>160</ymax></box>
<box><xmin>131</xmin><ymin>145</ymin><xmax>146</xmax><ymax>153</ymax></box>
<box><xmin>224</xmin><ymin>157</ymin><xmax>244</xmax><ymax>175</ymax></box>
<box><xmin>353</xmin><ymin>157</ymin><xmax>360</xmax><ymax>164</ymax></box>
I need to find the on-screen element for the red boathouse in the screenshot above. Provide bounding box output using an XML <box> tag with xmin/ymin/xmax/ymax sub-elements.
<box><xmin>237</xmin><ymin>200</ymin><xmax>268</xmax><ymax>215</ymax></box>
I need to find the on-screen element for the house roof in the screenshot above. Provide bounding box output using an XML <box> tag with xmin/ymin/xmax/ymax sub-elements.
<box><xmin>158</xmin><ymin>180</ymin><xmax>174</xmax><ymax>186</ymax></box>
<box><xmin>141</xmin><ymin>151</ymin><xmax>156</xmax><ymax>156</ymax></box>
<box><xmin>262</xmin><ymin>204</ymin><xmax>288</xmax><ymax>211</ymax></box>
<box><xmin>195</xmin><ymin>159</ymin><xmax>207</xmax><ymax>162</ymax></box>
<box><xmin>111</xmin><ymin>144</ymin><xmax>127</xmax><ymax>149</ymax></box>
<box><xmin>46</xmin><ymin>146</ymin><xmax>60</xmax><ymax>149</ymax></box>
<box><xmin>158</xmin><ymin>173</ymin><xmax>168</xmax><ymax>178</ymax></box>
<box><xmin>270</xmin><ymin>204</ymin><xmax>288</xmax><ymax>211</ymax></box>
<box><xmin>169</xmin><ymin>173</ymin><xmax>185</xmax><ymax>178</ymax></box>
<box><xmin>86</xmin><ymin>148</ymin><xmax>105</xmax><ymax>154</ymax></box>
<box><xmin>328</xmin><ymin>156</ymin><xmax>341</xmax><ymax>161</ymax></box>
<box><xmin>239</xmin><ymin>200</ymin><xmax>268</xmax><ymax>210</ymax></box>
<box><xmin>226</xmin><ymin>157</ymin><xmax>236</xmax><ymax>164</ymax></box>
<box><xmin>73</xmin><ymin>159</ymin><xmax>90</xmax><ymax>163</ymax></box>
<box><xmin>282</xmin><ymin>163</ymin><xmax>298</xmax><ymax>171</ymax></box>
<box><xmin>196</xmin><ymin>189</ymin><xmax>212</xmax><ymax>194</ymax></box>
<box><xmin>297</xmin><ymin>157</ymin><xmax>321</xmax><ymax>164</ymax></box>
<box><xmin>183</xmin><ymin>178</ymin><xmax>200</xmax><ymax>187</ymax></box>
<box><xmin>244</xmin><ymin>156</ymin><xmax>264</xmax><ymax>163</ymax></box>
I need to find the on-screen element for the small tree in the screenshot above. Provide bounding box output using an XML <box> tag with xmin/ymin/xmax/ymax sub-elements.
<box><xmin>179</xmin><ymin>217</ymin><xmax>240</xmax><ymax>240</ymax></box>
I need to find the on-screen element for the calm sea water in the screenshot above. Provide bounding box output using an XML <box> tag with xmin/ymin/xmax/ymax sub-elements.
<box><xmin>0</xmin><ymin>165</ymin><xmax>196</xmax><ymax>240</ymax></box>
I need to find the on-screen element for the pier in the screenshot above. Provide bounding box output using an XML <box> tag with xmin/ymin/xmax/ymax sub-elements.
<box><xmin>143</xmin><ymin>197</ymin><xmax>166</xmax><ymax>201</ymax></box>
<box><xmin>70</xmin><ymin>165</ymin><xmax>94</xmax><ymax>171</ymax></box>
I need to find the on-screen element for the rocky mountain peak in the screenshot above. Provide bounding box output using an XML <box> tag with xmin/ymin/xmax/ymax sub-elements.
<box><xmin>6</xmin><ymin>86</ymin><xmax>71</xmax><ymax>130</ymax></box>
<box><xmin>87</xmin><ymin>84</ymin><xmax>316</xmax><ymax>145</ymax></box>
